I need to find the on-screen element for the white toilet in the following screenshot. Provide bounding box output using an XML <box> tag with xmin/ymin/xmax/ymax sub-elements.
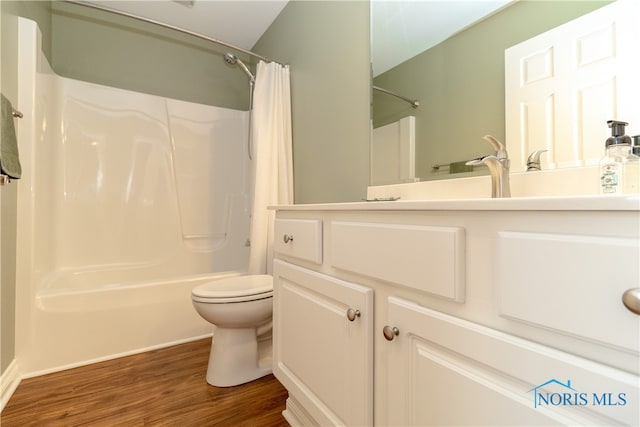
<box><xmin>191</xmin><ymin>274</ymin><xmax>273</xmax><ymax>387</ymax></box>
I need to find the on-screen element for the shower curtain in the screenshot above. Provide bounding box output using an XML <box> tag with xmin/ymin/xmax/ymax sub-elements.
<box><xmin>248</xmin><ymin>60</ymin><xmax>293</xmax><ymax>275</ymax></box>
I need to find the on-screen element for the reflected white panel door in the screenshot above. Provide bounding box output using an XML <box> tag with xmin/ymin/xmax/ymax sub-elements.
<box><xmin>505</xmin><ymin>0</ymin><xmax>640</xmax><ymax>172</ymax></box>
<box><xmin>371</xmin><ymin>115</ymin><xmax>416</xmax><ymax>185</ymax></box>
<box><xmin>382</xmin><ymin>297</ymin><xmax>639</xmax><ymax>426</ymax></box>
<box><xmin>273</xmin><ymin>260</ymin><xmax>374</xmax><ymax>427</ymax></box>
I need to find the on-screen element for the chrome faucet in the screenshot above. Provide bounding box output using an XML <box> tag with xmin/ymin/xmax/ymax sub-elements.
<box><xmin>466</xmin><ymin>135</ymin><xmax>511</xmax><ymax>198</ymax></box>
<box><xmin>527</xmin><ymin>149</ymin><xmax>548</xmax><ymax>171</ymax></box>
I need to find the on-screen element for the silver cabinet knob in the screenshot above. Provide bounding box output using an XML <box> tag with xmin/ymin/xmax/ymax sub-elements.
<box><xmin>283</xmin><ymin>234</ymin><xmax>294</xmax><ymax>244</ymax></box>
<box><xmin>346</xmin><ymin>308</ymin><xmax>361</xmax><ymax>322</ymax></box>
<box><xmin>622</xmin><ymin>288</ymin><xmax>640</xmax><ymax>315</ymax></box>
<box><xmin>383</xmin><ymin>325</ymin><xmax>400</xmax><ymax>341</ymax></box>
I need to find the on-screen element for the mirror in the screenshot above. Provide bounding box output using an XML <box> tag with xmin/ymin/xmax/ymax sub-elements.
<box><xmin>371</xmin><ymin>0</ymin><xmax>612</xmax><ymax>184</ymax></box>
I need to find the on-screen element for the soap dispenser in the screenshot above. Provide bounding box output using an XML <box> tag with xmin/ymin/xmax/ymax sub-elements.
<box><xmin>599</xmin><ymin>120</ymin><xmax>640</xmax><ymax>194</ymax></box>
<box><xmin>632</xmin><ymin>135</ymin><xmax>640</xmax><ymax>156</ymax></box>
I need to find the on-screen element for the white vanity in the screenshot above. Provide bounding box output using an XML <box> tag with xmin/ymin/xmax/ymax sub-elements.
<box><xmin>271</xmin><ymin>194</ymin><xmax>639</xmax><ymax>426</ymax></box>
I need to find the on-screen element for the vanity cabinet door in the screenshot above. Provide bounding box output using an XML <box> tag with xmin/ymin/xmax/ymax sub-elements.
<box><xmin>273</xmin><ymin>260</ymin><xmax>374</xmax><ymax>427</ymax></box>
<box><xmin>381</xmin><ymin>297</ymin><xmax>638</xmax><ymax>427</ymax></box>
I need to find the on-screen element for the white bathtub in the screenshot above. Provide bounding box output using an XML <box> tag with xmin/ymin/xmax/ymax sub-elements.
<box><xmin>15</xmin><ymin>18</ymin><xmax>252</xmax><ymax>376</ymax></box>
<box><xmin>35</xmin><ymin>272</ymin><xmax>242</xmax><ymax>313</ymax></box>
<box><xmin>26</xmin><ymin>272</ymin><xmax>241</xmax><ymax>377</ymax></box>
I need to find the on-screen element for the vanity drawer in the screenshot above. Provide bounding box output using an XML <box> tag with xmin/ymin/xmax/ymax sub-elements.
<box><xmin>274</xmin><ymin>219</ymin><xmax>323</xmax><ymax>264</ymax></box>
<box><xmin>330</xmin><ymin>221</ymin><xmax>465</xmax><ymax>301</ymax></box>
<box><xmin>498</xmin><ymin>231</ymin><xmax>640</xmax><ymax>352</ymax></box>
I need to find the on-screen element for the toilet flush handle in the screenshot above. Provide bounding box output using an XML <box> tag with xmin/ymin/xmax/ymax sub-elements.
<box><xmin>283</xmin><ymin>234</ymin><xmax>294</xmax><ymax>244</ymax></box>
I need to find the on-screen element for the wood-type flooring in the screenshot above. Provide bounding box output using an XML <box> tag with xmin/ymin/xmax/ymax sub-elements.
<box><xmin>1</xmin><ymin>338</ymin><xmax>289</xmax><ymax>426</ymax></box>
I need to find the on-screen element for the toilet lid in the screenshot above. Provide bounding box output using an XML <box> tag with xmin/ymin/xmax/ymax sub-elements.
<box><xmin>191</xmin><ymin>275</ymin><xmax>273</xmax><ymax>300</ymax></box>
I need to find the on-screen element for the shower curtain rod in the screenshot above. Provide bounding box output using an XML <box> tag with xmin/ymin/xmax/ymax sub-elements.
<box><xmin>62</xmin><ymin>1</ymin><xmax>281</xmax><ymax>65</ymax></box>
<box><xmin>373</xmin><ymin>85</ymin><xmax>419</xmax><ymax>108</ymax></box>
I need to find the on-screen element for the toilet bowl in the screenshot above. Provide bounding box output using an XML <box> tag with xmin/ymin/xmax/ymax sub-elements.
<box><xmin>191</xmin><ymin>274</ymin><xmax>273</xmax><ymax>387</ymax></box>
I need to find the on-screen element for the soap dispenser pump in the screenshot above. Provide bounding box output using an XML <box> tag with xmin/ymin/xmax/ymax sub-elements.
<box><xmin>599</xmin><ymin>120</ymin><xmax>639</xmax><ymax>194</ymax></box>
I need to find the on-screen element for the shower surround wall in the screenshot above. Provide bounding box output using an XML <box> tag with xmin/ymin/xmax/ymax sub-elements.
<box><xmin>15</xmin><ymin>18</ymin><xmax>250</xmax><ymax>375</ymax></box>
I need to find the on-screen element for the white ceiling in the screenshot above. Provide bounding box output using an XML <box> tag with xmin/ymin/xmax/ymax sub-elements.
<box><xmin>80</xmin><ymin>1</ymin><xmax>512</xmax><ymax>73</ymax></box>
<box><xmin>371</xmin><ymin>0</ymin><xmax>513</xmax><ymax>76</ymax></box>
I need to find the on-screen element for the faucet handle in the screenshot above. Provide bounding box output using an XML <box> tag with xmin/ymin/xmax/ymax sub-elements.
<box><xmin>466</xmin><ymin>155</ymin><xmax>495</xmax><ymax>166</ymax></box>
<box><xmin>527</xmin><ymin>149</ymin><xmax>548</xmax><ymax>171</ymax></box>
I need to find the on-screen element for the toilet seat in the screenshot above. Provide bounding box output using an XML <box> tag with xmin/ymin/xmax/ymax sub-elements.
<box><xmin>191</xmin><ymin>275</ymin><xmax>273</xmax><ymax>303</ymax></box>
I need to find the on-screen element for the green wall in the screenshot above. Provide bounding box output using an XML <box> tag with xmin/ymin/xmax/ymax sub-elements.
<box><xmin>254</xmin><ymin>1</ymin><xmax>371</xmax><ymax>203</ymax></box>
<box><xmin>50</xmin><ymin>1</ymin><xmax>251</xmax><ymax>110</ymax></box>
<box><xmin>373</xmin><ymin>0</ymin><xmax>611</xmax><ymax>181</ymax></box>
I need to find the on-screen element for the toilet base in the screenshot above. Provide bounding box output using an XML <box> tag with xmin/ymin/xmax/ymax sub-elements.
<box><xmin>206</xmin><ymin>327</ymin><xmax>272</xmax><ymax>387</ymax></box>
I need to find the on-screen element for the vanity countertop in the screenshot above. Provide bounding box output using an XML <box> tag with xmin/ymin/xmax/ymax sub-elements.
<box><xmin>272</xmin><ymin>193</ymin><xmax>640</xmax><ymax>212</ymax></box>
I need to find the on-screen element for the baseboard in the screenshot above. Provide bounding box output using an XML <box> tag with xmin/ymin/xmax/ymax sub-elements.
<box><xmin>21</xmin><ymin>334</ymin><xmax>213</xmax><ymax>380</ymax></box>
<box><xmin>1</xmin><ymin>359</ymin><xmax>22</xmax><ymax>412</ymax></box>
<box><xmin>282</xmin><ymin>396</ymin><xmax>317</xmax><ymax>427</ymax></box>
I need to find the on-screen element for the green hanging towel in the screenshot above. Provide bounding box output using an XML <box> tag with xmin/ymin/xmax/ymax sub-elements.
<box><xmin>449</xmin><ymin>161</ymin><xmax>473</xmax><ymax>174</ymax></box>
<box><xmin>1</xmin><ymin>93</ymin><xmax>22</xmax><ymax>179</ymax></box>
